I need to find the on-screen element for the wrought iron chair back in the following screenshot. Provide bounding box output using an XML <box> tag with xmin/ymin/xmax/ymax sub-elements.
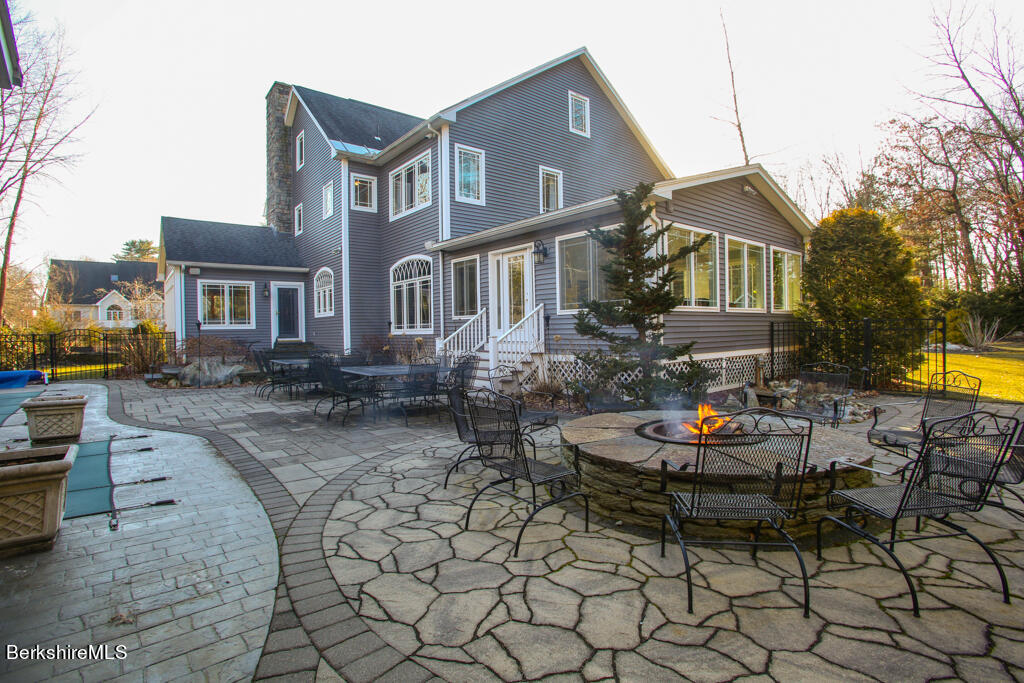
<box><xmin>919</xmin><ymin>370</ymin><xmax>982</xmax><ymax>428</ymax></box>
<box><xmin>898</xmin><ymin>412</ymin><xmax>1018</xmax><ymax>517</ymax></box>
<box><xmin>447</xmin><ymin>355</ymin><xmax>476</xmax><ymax>390</ymax></box>
<box><xmin>691</xmin><ymin>409</ymin><xmax>813</xmax><ymax>519</ymax></box>
<box><xmin>464</xmin><ymin>388</ymin><xmax>531</xmax><ymax>481</ymax></box>
<box><xmin>446</xmin><ymin>385</ymin><xmax>476</xmax><ymax>445</ymax></box>
<box><xmin>795</xmin><ymin>362</ymin><xmax>849</xmax><ymax>403</ymax></box>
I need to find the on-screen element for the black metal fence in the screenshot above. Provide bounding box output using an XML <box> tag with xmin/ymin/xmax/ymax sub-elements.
<box><xmin>769</xmin><ymin>318</ymin><xmax>946</xmax><ymax>393</ymax></box>
<box><xmin>0</xmin><ymin>330</ymin><xmax>177</xmax><ymax>381</ymax></box>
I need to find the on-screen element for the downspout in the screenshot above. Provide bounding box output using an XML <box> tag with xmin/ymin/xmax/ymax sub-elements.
<box><xmin>340</xmin><ymin>158</ymin><xmax>352</xmax><ymax>353</ymax></box>
<box><xmin>427</xmin><ymin>121</ymin><xmax>446</xmax><ymax>340</ymax></box>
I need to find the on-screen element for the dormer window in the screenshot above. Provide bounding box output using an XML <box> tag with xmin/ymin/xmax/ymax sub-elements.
<box><xmin>295</xmin><ymin>130</ymin><xmax>305</xmax><ymax>169</ymax></box>
<box><xmin>569</xmin><ymin>91</ymin><xmax>590</xmax><ymax>137</ymax></box>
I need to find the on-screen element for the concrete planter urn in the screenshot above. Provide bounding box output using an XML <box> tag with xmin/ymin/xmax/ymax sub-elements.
<box><xmin>20</xmin><ymin>395</ymin><xmax>88</xmax><ymax>443</ymax></box>
<box><xmin>0</xmin><ymin>444</ymin><xmax>78</xmax><ymax>557</ymax></box>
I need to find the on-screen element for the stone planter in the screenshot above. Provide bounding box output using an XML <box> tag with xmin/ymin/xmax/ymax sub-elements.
<box><xmin>20</xmin><ymin>395</ymin><xmax>88</xmax><ymax>443</ymax></box>
<box><xmin>0</xmin><ymin>444</ymin><xmax>78</xmax><ymax>557</ymax></box>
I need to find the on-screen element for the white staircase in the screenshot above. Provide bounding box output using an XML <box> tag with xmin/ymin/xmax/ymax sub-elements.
<box><xmin>437</xmin><ymin>304</ymin><xmax>546</xmax><ymax>389</ymax></box>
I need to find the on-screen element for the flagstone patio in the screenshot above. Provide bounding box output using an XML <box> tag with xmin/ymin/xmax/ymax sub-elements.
<box><xmin>2</xmin><ymin>380</ymin><xmax>1023</xmax><ymax>681</ymax></box>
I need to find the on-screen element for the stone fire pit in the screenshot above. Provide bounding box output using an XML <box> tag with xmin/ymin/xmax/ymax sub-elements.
<box><xmin>560</xmin><ymin>410</ymin><xmax>877</xmax><ymax>543</ymax></box>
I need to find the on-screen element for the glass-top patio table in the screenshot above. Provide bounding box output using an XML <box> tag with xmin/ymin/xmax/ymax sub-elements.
<box><xmin>338</xmin><ymin>364</ymin><xmax>414</xmax><ymax>378</ymax></box>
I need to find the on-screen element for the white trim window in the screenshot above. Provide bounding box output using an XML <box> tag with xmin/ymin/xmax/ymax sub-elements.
<box><xmin>389</xmin><ymin>151</ymin><xmax>432</xmax><ymax>220</ymax></box>
<box><xmin>294</xmin><ymin>204</ymin><xmax>304</xmax><ymax>235</ymax></box>
<box><xmin>725</xmin><ymin>237</ymin><xmax>766</xmax><ymax>311</ymax></box>
<box><xmin>322</xmin><ymin>181</ymin><xmax>334</xmax><ymax>219</ymax></box>
<box><xmin>390</xmin><ymin>256</ymin><xmax>432</xmax><ymax>333</ymax></box>
<box><xmin>540</xmin><ymin>166</ymin><xmax>563</xmax><ymax>214</ymax></box>
<box><xmin>351</xmin><ymin>173</ymin><xmax>377</xmax><ymax>212</ymax></box>
<box><xmin>198</xmin><ymin>280</ymin><xmax>255</xmax><ymax>329</ymax></box>
<box><xmin>314</xmin><ymin>267</ymin><xmax>335</xmax><ymax>317</ymax></box>
<box><xmin>451</xmin><ymin>256</ymin><xmax>479</xmax><ymax>319</ymax></box>
<box><xmin>568</xmin><ymin>91</ymin><xmax>590</xmax><ymax>137</ymax></box>
<box><xmin>667</xmin><ymin>227</ymin><xmax>718</xmax><ymax>309</ymax></box>
<box><xmin>556</xmin><ymin>231</ymin><xmax>618</xmax><ymax>313</ymax></box>
<box><xmin>106</xmin><ymin>304</ymin><xmax>124</xmax><ymax>321</ymax></box>
<box><xmin>454</xmin><ymin>144</ymin><xmax>485</xmax><ymax>205</ymax></box>
<box><xmin>295</xmin><ymin>130</ymin><xmax>305</xmax><ymax>170</ymax></box>
<box><xmin>771</xmin><ymin>247</ymin><xmax>803</xmax><ymax>312</ymax></box>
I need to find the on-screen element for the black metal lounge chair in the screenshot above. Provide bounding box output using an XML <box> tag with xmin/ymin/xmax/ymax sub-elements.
<box><xmin>818</xmin><ymin>410</ymin><xmax>1019</xmax><ymax>617</ymax></box>
<box><xmin>867</xmin><ymin>370</ymin><xmax>982</xmax><ymax>459</ymax></box>
<box><xmin>660</xmin><ymin>408</ymin><xmax>816</xmax><ymax>617</ymax></box>
<box><xmin>487</xmin><ymin>364</ymin><xmax>559</xmax><ymax>435</ymax></box>
<box><xmin>772</xmin><ymin>362</ymin><xmax>853</xmax><ymax>428</ymax></box>
<box><xmin>463</xmin><ymin>388</ymin><xmax>588</xmax><ymax>556</ymax></box>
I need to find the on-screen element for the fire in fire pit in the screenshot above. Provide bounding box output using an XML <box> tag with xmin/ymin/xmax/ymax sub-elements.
<box><xmin>634</xmin><ymin>404</ymin><xmax>740</xmax><ymax>445</ymax></box>
<box><xmin>682</xmin><ymin>404</ymin><xmax>730</xmax><ymax>435</ymax></box>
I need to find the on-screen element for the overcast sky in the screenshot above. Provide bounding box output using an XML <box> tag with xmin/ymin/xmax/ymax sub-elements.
<box><xmin>16</xmin><ymin>0</ymin><xmax>1020</xmax><ymax>273</ymax></box>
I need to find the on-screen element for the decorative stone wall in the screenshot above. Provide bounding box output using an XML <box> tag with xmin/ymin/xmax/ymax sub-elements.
<box><xmin>266</xmin><ymin>81</ymin><xmax>293</xmax><ymax>234</ymax></box>
<box><xmin>560</xmin><ymin>411</ymin><xmax>876</xmax><ymax>545</ymax></box>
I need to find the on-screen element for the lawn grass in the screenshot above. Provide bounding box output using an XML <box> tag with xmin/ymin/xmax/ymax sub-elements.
<box><xmin>923</xmin><ymin>340</ymin><xmax>1024</xmax><ymax>403</ymax></box>
<box><xmin>49</xmin><ymin>363</ymin><xmax>122</xmax><ymax>381</ymax></box>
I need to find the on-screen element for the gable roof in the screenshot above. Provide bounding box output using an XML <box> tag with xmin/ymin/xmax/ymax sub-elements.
<box><xmin>289</xmin><ymin>86</ymin><xmax>422</xmax><ymax>154</ymax></box>
<box><xmin>48</xmin><ymin>259</ymin><xmax>158</xmax><ymax>305</ymax></box>
<box><xmin>439</xmin><ymin>47</ymin><xmax>671</xmax><ymax>178</ymax></box>
<box><xmin>160</xmin><ymin>217</ymin><xmax>307</xmax><ymax>272</ymax></box>
<box><xmin>428</xmin><ymin>164</ymin><xmax>813</xmax><ymax>252</ymax></box>
<box><xmin>283</xmin><ymin>47</ymin><xmax>671</xmax><ymax>177</ymax></box>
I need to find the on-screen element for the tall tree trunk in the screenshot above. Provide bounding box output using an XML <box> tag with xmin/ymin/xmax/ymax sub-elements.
<box><xmin>0</xmin><ymin>163</ymin><xmax>28</xmax><ymax>323</ymax></box>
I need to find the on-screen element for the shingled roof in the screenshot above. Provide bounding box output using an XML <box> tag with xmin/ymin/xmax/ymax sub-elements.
<box><xmin>160</xmin><ymin>217</ymin><xmax>306</xmax><ymax>270</ymax></box>
<box><xmin>48</xmin><ymin>259</ymin><xmax>158</xmax><ymax>305</ymax></box>
<box><xmin>292</xmin><ymin>85</ymin><xmax>422</xmax><ymax>151</ymax></box>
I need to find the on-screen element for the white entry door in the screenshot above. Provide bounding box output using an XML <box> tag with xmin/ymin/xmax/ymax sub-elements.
<box><xmin>491</xmin><ymin>248</ymin><xmax>532</xmax><ymax>336</ymax></box>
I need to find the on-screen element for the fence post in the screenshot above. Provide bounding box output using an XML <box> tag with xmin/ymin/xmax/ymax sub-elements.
<box><xmin>102</xmin><ymin>333</ymin><xmax>109</xmax><ymax>379</ymax></box>
<box><xmin>768</xmin><ymin>321</ymin><xmax>775</xmax><ymax>381</ymax></box>
<box><xmin>30</xmin><ymin>333</ymin><xmax>36</xmax><ymax>371</ymax></box>
<box><xmin>861</xmin><ymin>318</ymin><xmax>873</xmax><ymax>391</ymax></box>
<box><xmin>48</xmin><ymin>333</ymin><xmax>57</xmax><ymax>379</ymax></box>
<box><xmin>940</xmin><ymin>316</ymin><xmax>947</xmax><ymax>376</ymax></box>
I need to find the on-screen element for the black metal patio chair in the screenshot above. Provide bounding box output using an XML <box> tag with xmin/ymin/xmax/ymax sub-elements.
<box><xmin>776</xmin><ymin>362</ymin><xmax>854</xmax><ymax>428</ymax></box>
<box><xmin>818</xmin><ymin>410</ymin><xmax>1019</xmax><ymax>617</ymax></box>
<box><xmin>463</xmin><ymin>388</ymin><xmax>588</xmax><ymax>556</ymax></box>
<box><xmin>867</xmin><ymin>370</ymin><xmax>982</xmax><ymax>459</ymax></box>
<box><xmin>488</xmin><ymin>364</ymin><xmax>560</xmax><ymax>434</ymax></box>
<box><xmin>312</xmin><ymin>362</ymin><xmax>374</xmax><ymax>425</ymax></box>
<box><xmin>379</xmin><ymin>361</ymin><xmax>441</xmax><ymax>426</ymax></box>
<box><xmin>252</xmin><ymin>349</ymin><xmax>303</xmax><ymax>399</ymax></box>
<box><xmin>986</xmin><ymin>430</ymin><xmax>1024</xmax><ymax>522</ymax></box>
<box><xmin>660</xmin><ymin>408</ymin><xmax>816</xmax><ymax>617</ymax></box>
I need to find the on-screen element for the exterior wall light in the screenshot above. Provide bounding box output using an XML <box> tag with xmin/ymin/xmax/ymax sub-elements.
<box><xmin>532</xmin><ymin>240</ymin><xmax>548</xmax><ymax>264</ymax></box>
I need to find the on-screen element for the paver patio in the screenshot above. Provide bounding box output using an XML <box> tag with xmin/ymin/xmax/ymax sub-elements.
<box><xmin>2</xmin><ymin>380</ymin><xmax>1023</xmax><ymax>681</ymax></box>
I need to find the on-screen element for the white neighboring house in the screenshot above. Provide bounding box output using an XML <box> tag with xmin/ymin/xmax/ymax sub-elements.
<box><xmin>47</xmin><ymin>259</ymin><xmax>164</xmax><ymax>329</ymax></box>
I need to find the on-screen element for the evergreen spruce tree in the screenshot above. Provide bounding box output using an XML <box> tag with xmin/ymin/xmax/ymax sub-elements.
<box><xmin>573</xmin><ymin>183</ymin><xmax>709</xmax><ymax>407</ymax></box>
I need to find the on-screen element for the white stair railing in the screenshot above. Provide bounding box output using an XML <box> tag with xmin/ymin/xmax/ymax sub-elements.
<box><xmin>437</xmin><ymin>307</ymin><xmax>488</xmax><ymax>358</ymax></box>
<box><xmin>490</xmin><ymin>303</ymin><xmax>545</xmax><ymax>369</ymax></box>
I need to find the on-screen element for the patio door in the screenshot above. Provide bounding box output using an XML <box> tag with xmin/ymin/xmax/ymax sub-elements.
<box><xmin>271</xmin><ymin>282</ymin><xmax>305</xmax><ymax>344</ymax></box>
<box><xmin>490</xmin><ymin>248</ymin><xmax>533</xmax><ymax>336</ymax></box>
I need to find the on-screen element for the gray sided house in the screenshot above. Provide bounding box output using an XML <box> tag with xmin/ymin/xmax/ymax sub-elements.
<box><xmin>47</xmin><ymin>259</ymin><xmax>162</xmax><ymax>329</ymax></box>
<box><xmin>159</xmin><ymin>47</ymin><xmax>813</xmax><ymax>389</ymax></box>
<box><xmin>159</xmin><ymin>218</ymin><xmax>306</xmax><ymax>347</ymax></box>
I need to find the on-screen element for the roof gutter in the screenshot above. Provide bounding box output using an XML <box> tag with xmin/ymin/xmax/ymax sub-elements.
<box><xmin>165</xmin><ymin>260</ymin><xmax>308</xmax><ymax>274</ymax></box>
<box><xmin>331</xmin><ymin>113</ymin><xmax>455</xmax><ymax>165</ymax></box>
<box><xmin>428</xmin><ymin>195</ymin><xmax>620</xmax><ymax>252</ymax></box>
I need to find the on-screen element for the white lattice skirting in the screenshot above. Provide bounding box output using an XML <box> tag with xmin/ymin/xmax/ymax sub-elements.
<box><xmin>524</xmin><ymin>348</ymin><xmax>800</xmax><ymax>393</ymax></box>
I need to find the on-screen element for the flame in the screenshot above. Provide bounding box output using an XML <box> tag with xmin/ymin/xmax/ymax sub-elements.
<box><xmin>682</xmin><ymin>404</ymin><xmax>730</xmax><ymax>435</ymax></box>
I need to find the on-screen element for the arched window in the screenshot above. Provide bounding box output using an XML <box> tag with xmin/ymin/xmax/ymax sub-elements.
<box><xmin>106</xmin><ymin>305</ymin><xmax>124</xmax><ymax>321</ymax></box>
<box><xmin>390</xmin><ymin>256</ymin><xmax>432</xmax><ymax>333</ymax></box>
<box><xmin>314</xmin><ymin>267</ymin><xmax>334</xmax><ymax>317</ymax></box>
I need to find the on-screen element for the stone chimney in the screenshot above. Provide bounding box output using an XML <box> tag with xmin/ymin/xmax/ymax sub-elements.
<box><xmin>266</xmin><ymin>81</ymin><xmax>293</xmax><ymax>234</ymax></box>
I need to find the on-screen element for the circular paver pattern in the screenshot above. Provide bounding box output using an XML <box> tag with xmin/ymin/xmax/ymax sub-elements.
<box><xmin>561</xmin><ymin>410</ymin><xmax>877</xmax><ymax>537</ymax></box>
